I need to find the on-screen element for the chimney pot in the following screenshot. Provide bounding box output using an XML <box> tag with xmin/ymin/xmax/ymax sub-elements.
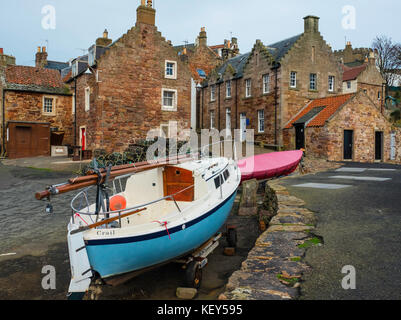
<box><xmin>183</xmin><ymin>47</ymin><xmax>187</xmax><ymax>55</ymax></box>
<box><xmin>147</xmin><ymin>0</ymin><xmax>152</xmax><ymax>7</ymax></box>
<box><xmin>37</xmin><ymin>46</ymin><xmax>41</xmax><ymax>53</ymax></box>
<box><xmin>42</xmin><ymin>46</ymin><xmax>46</xmax><ymax>53</ymax></box>
<box><xmin>0</xmin><ymin>48</ymin><xmax>3</xmax><ymax>55</ymax></box>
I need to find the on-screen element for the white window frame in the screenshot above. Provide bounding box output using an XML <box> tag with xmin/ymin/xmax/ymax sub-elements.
<box><xmin>210</xmin><ymin>110</ymin><xmax>215</xmax><ymax>129</ymax></box>
<box><xmin>328</xmin><ymin>75</ymin><xmax>335</xmax><ymax>92</ymax></box>
<box><xmin>263</xmin><ymin>74</ymin><xmax>270</xmax><ymax>94</ymax></box>
<box><xmin>72</xmin><ymin>61</ymin><xmax>79</xmax><ymax>77</ymax></box>
<box><xmin>347</xmin><ymin>81</ymin><xmax>352</xmax><ymax>89</ymax></box>
<box><xmin>161</xmin><ymin>88</ymin><xmax>178</xmax><ymax>111</ymax></box>
<box><xmin>210</xmin><ymin>85</ymin><xmax>216</xmax><ymax>102</ymax></box>
<box><xmin>85</xmin><ymin>87</ymin><xmax>90</xmax><ymax>112</ymax></box>
<box><xmin>258</xmin><ymin>110</ymin><xmax>265</xmax><ymax>133</ymax></box>
<box><xmin>43</xmin><ymin>96</ymin><xmax>55</xmax><ymax>116</ymax></box>
<box><xmin>165</xmin><ymin>60</ymin><xmax>177</xmax><ymax>80</ymax></box>
<box><xmin>226</xmin><ymin>80</ymin><xmax>232</xmax><ymax>98</ymax></box>
<box><xmin>226</xmin><ymin>108</ymin><xmax>231</xmax><ymax>131</ymax></box>
<box><xmin>290</xmin><ymin>71</ymin><xmax>297</xmax><ymax>88</ymax></box>
<box><xmin>310</xmin><ymin>73</ymin><xmax>317</xmax><ymax>90</ymax></box>
<box><xmin>245</xmin><ymin>79</ymin><xmax>252</xmax><ymax>98</ymax></box>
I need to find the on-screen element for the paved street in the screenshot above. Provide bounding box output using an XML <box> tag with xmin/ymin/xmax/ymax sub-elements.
<box><xmin>281</xmin><ymin>162</ymin><xmax>401</xmax><ymax>300</ymax></box>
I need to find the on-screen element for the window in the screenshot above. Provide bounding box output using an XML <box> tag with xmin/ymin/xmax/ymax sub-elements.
<box><xmin>162</xmin><ymin>89</ymin><xmax>177</xmax><ymax>110</ymax></box>
<box><xmin>223</xmin><ymin>169</ymin><xmax>230</xmax><ymax>181</ymax></box>
<box><xmin>328</xmin><ymin>76</ymin><xmax>335</xmax><ymax>92</ymax></box>
<box><xmin>210</xmin><ymin>110</ymin><xmax>215</xmax><ymax>129</ymax></box>
<box><xmin>347</xmin><ymin>81</ymin><xmax>352</xmax><ymax>89</ymax></box>
<box><xmin>258</xmin><ymin>110</ymin><xmax>265</xmax><ymax>133</ymax></box>
<box><xmin>72</xmin><ymin>61</ymin><xmax>79</xmax><ymax>77</ymax></box>
<box><xmin>226</xmin><ymin>80</ymin><xmax>232</xmax><ymax>98</ymax></box>
<box><xmin>263</xmin><ymin>74</ymin><xmax>270</xmax><ymax>94</ymax></box>
<box><xmin>310</xmin><ymin>73</ymin><xmax>317</xmax><ymax>90</ymax></box>
<box><xmin>378</xmin><ymin>91</ymin><xmax>381</xmax><ymax>100</ymax></box>
<box><xmin>85</xmin><ymin>87</ymin><xmax>90</xmax><ymax>112</ymax></box>
<box><xmin>43</xmin><ymin>97</ymin><xmax>54</xmax><ymax>115</ymax></box>
<box><xmin>88</xmin><ymin>46</ymin><xmax>95</xmax><ymax>66</ymax></box>
<box><xmin>210</xmin><ymin>85</ymin><xmax>216</xmax><ymax>101</ymax></box>
<box><xmin>214</xmin><ymin>175</ymin><xmax>223</xmax><ymax>189</ymax></box>
<box><xmin>226</xmin><ymin>108</ymin><xmax>231</xmax><ymax>131</ymax></box>
<box><xmin>245</xmin><ymin>79</ymin><xmax>252</xmax><ymax>97</ymax></box>
<box><xmin>165</xmin><ymin>60</ymin><xmax>177</xmax><ymax>79</ymax></box>
<box><xmin>290</xmin><ymin>72</ymin><xmax>297</xmax><ymax>88</ymax></box>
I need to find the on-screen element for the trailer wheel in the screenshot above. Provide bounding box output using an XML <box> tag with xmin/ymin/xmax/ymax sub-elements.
<box><xmin>185</xmin><ymin>261</ymin><xmax>202</xmax><ymax>289</ymax></box>
<box><xmin>227</xmin><ymin>228</ymin><xmax>238</xmax><ymax>248</ymax></box>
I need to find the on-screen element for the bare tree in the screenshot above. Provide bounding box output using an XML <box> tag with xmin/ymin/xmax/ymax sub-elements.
<box><xmin>372</xmin><ymin>35</ymin><xmax>401</xmax><ymax>88</ymax></box>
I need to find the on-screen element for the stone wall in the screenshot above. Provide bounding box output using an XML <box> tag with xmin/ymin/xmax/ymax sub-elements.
<box><xmin>73</xmin><ymin>22</ymin><xmax>193</xmax><ymax>153</ymax></box>
<box><xmin>3</xmin><ymin>90</ymin><xmax>74</xmax><ymax>145</ymax></box>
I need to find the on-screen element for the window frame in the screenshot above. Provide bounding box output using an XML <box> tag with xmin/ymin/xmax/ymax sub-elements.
<box><xmin>161</xmin><ymin>88</ymin><xmax>178</xmax><ymax>111</ymax></box>
<box><xmin>165</xmin><ymin>60</ymin><xmax>177</xmax><ymax>80</ymax></box>
<box><xmin>42</xmin><ymin>96</ymin><xmax>55</xmax><ymax>116</ymax></box>
<box><xmin>210</xmin><ymin>85</ymin><xmax>216</xmax><ymax>102</ymax></box>
<box><xmin>226</xmin><ymin>108</ymin><xmax>231</xmax><ymax>131</ymax></box>
<box><xmin>263</xmin><ymin>74</ymin><xmax>270</xmax><ymax>94</ymax></box>
<box><xmin>226</xmin><ymin>80</ymin><xmax>232</xmax><ymax>98</ymax></box>
<box><xmin>290</xmin><ymin>71</ymin><xmax>297</xmax><ymax>88</ymax></box>
<box><xmin>210</xmin><ymin>110</ymin><xmax>215</xmax><ymax>129</ymax></box>
<box><xmin>258</xmin><ymin>109</ymin><xmax>265</xmax><ymax>133</ymax></box>
<box><xmin>310</xmin><ymin>73</ymin><xmax>317</xmax><ymax>91</ymax></box>
<box><xmin>84</xmin><ymin>87</ymin><xmax>90</xmax><ymax>112</ymax></box>
<box><xmin>245</xmin><ymin>79</ymin><xmax>252</xmax><ymax>98</ymax></box>
<box><xmin>328</xmin><ymin>75</ymin><xmax>335</xmax><ymax>92</ymax></box>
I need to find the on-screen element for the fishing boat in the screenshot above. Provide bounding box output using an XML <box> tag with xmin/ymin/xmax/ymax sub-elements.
<box><xmin>64</xmin><ymin>155</ymin><xmax>241</xmax><ymax>296</ymax></box>
<box><xmin>238</xmin><ymin>150</ymin><xmax>304</xmax><ymax>182</ymax></box>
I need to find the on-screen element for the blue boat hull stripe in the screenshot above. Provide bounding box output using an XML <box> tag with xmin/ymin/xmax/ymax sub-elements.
<box><xmin>85</xmin><ymin>190</ymin><xmax>237</xmax><ymax>246</ymax></box>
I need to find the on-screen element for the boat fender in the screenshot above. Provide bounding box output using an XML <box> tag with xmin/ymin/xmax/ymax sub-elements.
<box><xmin>110</xmin><ymin>195</ymin><xmax>127</xmax><ymax>212</ymax></box>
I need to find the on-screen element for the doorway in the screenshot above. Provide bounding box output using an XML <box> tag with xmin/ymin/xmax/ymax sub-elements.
<box><xmin>344</xmin><ymin>130</ymin><xmax>354</xmax><ymax>160</ymax></box>
<box><xmin>295</xmin><ymin>124</ymin><xmax>305</xmax><ymax>150</ymax></box>
<box><xmin>375</xmin><ymin>131</ymin><xmax>383</xmax><ymax>161</ymax></box>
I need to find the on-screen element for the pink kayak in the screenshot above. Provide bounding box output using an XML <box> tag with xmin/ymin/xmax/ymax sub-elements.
<box><xmin>238</xmin><ymin>150</ymin><xmax>304</xmax><ymax>182</ymax></box>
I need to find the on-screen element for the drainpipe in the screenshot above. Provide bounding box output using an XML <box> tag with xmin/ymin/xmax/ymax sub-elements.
<box><xmin>201</xmin><ymin>86</ymin><xmax>204</xmax><ymax>129</ymax></box>
<box><xmin>218</xmin><ymin>82</ymin><xmax>221</xmax><ymax>131</ymax></box>
<box><xmin>235</xmin><ymin>78</ymin><xmax>238</xmax><ymax>130</ymax></box>
<box><xmin>74</xmin><ymin>78</ymin><xmax>77</xmax><ymax>146</ymax></box>
<box><xmin>273</xmin><ymin>64</ymin><xmax>279</xmax><ymax>147</ymax></box>
<box><xmin>2</xmin><ymin>89</ymin><xmax>5</xmax><ymax>155</ymax></box>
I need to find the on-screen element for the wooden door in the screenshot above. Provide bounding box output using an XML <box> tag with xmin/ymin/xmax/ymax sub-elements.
<box><xmin>15</xmin><ymin>126</ymin><xmax>32</xmax><ymax>158</ymax></box>
<box><xmin>163</xmin><ymin>166</ymin><xmax>194</xmax><ymax>202</ymax></box>
<box><xmin>375</xmin><ymin>131</ymin><xmax>383</xmax><ymax>161</ymax></box>
<box><xmin>344</xmin><ymin>130</ymin><xmax>354</xmax><ymax>160</ymax></box>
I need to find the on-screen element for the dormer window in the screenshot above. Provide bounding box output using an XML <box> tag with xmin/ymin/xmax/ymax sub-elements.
<box><xmin>88</xmin><ymin>46</ymin><xmax>96</xmax><ymax>66</ymax></box>
<box><xmin>72</xmin><ymin>61</ymin><xmax>79</xmax><ymax>77</ymax></box>
<box><xmin>165</xmin><ymin>60</ymin><xmax>177</xmax><ymax>79</ymax></box>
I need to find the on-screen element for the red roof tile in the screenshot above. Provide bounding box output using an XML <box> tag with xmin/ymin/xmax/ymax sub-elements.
<box><xmin>342</xmin><ymin>64</ymin><xmax>367</xmax><ymax>81</ymax></box>
<box><xmin>285</xmin><ymin>93</ymin><xmax>355</xmax><ymax>129</ymax></box>
<box><xmin>5</xmin><ymin>65</ymin><xmax>64</xmax><ymax>88</ymax></box>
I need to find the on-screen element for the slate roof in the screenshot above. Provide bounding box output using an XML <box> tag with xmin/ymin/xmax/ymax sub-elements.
<box><xmin>285</xmin><ymin>93</ymin><xmax>355</xmax><ymax>128</ymax></box>
<box><xmin>45</xmin><ymin>60</ymin><xmax>69</xmax><ymax>72</ymax></box>
<box><xmin>5</xmin><ymin>65</ymin><xmax>69</xmax><ymax>94</ymax></box>
<box><xmin>266</xmin><ymin>34</ymin><xmax>303</xmax><ymax>62</ymax></box>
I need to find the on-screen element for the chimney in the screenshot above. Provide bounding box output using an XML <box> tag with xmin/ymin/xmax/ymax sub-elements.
<box><xmin>0</xmin><ymin>48</ymin><xmax>3</xmax><ymax>55</ymax></box>
<box><xmin>303</xmin><ymin>15</ymin><xmax>320</xmax><ymax>33</ymax></box>
<box><xmin>368</xmin><ymin>51</ymin><xmax>376</xmax><ymax>65</ymax></box>
<box><xmin>35</xmin><ymin>46</ymin><xmax>48</xmax><ymax>68</ymax></box>
<box><xmin>96</xmin><ymin>29</ymin><xmax>112</xmax><ymax>46</ymax></box>
<box><xmin>183</xmin><ymin>47</ymin><xmax>187</xmax><ymax>55</ymax></box>
<box><xmin>198</xmin><ymin>27</ymin><xmax>207</xmax><ymax>47</ymax></box>
<box><xmin>136</xmin><ymin>0</ymin><xmax>156</xmax><ymax>26</ymax></box>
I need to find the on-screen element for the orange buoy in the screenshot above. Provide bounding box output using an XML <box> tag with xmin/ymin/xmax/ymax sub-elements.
<box><xmin>110</xmin><ymin>195</ymin><xmax>127</xmax><ymax>212</ymax></box>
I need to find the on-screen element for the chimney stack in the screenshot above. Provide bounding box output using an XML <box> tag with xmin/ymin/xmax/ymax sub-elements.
<box><xmin>303</xmin><ymin>15</ymin><xmax>320</xmax><ymax>33</ymax></box>
<box><xmin>137</xmin><ymin>0</ymin><xmax>156</xmax><ymax>26</ymax></box>
<box><xmin>35</xmin><ymin>46</ymin><xmax>48</xmax><ymax>68</ymax></box>
<box><xmin>198</xmin><ymin>27</ymin><xmax>207</xmax><ymax>47</ymax></box>
<box><xmin>96</xmin><ymin>29</ymin><xmax>112</xmax><ymax>46</ymax></box>
<box><xmin>368</xmin><ymin>51</ymin><xmax>376</xmax><ymax>65</ymax></box>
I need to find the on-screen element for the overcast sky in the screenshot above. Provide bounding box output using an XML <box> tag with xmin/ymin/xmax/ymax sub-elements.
<box><xmin>1</xmin><ymin>0</ymin><xmax>400</xmax><ymax>66</ymax></box>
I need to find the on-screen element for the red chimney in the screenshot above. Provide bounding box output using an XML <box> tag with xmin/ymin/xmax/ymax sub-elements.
<box><xmin>0</xmin><ymin>48</ymin><xmax>3</xmax><ymax>55</ymax></box>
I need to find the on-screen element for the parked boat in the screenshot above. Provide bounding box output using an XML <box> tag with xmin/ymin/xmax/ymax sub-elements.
<box><xmin>238</xmin><ymin>150</ymin><xmax>304</xmax><ymax>182</ymax></box>
<box><xmin>66</xmin><ymin>156</ymin><xmax>241</xmax><ymax>296</ymax></box>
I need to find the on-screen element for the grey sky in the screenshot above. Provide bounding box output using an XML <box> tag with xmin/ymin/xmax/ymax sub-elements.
<box><xmin>1</xmin><ymin>0</ymin><xmax>400</xmax><ymax>66</ymax></box>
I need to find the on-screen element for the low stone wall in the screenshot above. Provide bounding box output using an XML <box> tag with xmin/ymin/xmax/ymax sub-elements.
<box><xmin>220</xmin><ymin>181</ymin><xmax>319</xmax><ymax>300</ymax></box>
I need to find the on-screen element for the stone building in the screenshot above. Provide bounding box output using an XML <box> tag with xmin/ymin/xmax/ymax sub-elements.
<box><xmin>283</xmin><ymin>91</ymin><xmax>400</xmax><ymax>162</ymax></box>
<box><xmin>65</xmin><ymin>0</ymin><xmax>217</xmax><ymax>153</ymax></box>
<box><xmin>200</xmin><ymin>15</ymin><xmax>343</xmax><ymax>147</ymax></box>
<box><xmin>0</xmin><ymin>65</ymin><xmax>73</xmax><ymax>158</ymax></box>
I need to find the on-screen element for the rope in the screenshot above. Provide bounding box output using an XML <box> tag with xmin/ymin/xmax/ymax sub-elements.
<box><xmin>153</xmin><ymin>221</ymin><xmax>171</xmax><ymax>240</ymax></box>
